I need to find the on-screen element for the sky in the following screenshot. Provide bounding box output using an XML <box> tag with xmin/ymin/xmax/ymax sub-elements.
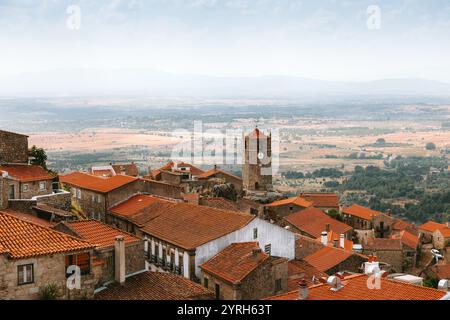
<box><xmin>1</xmin><ymin>0</ymin><xmax>450</xmax><ymax>82</ymax></box>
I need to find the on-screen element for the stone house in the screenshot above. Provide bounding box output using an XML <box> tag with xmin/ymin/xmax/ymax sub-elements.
<box><xmin>0</xmin><ymin>211</ymin><xmax>97</xmax><ymax>300</ymax></box>
<box><xmin>107</xmin><ymin>197</ymin><xmax>295</xmax><ymax>281</ymax></box>
<box><xmin>0</xmin><ymin>129</ymin><xmax>29</xmax><ymax>164</ymax></box>
<box><xmin>433</xmin><ymin>227</ymin><xmax>450</xmax><ymax>250</ymax></box>
<box><xmin>419</xmin><ymin>221</ymin><xmax>447</xmax><ymax>244</ymax></box>
<box><xmin>342</xmin><ymin>204</ymin><xmax>383</xmax><ymax>231</ymax></box>
<box><xmin>199</xmin><ymin>242</ymin><xmax>288</xmax><ymax>300</ymax></box>
<box><xmin>362</xmin><ymin>238</ymin><xmax>404</xmax><ymax>272</ymax></box>
<box><xmin>53</xmin><ymin>219</ymin><xmax>145</xmax><ymax>285</ymax></box>
<box><xmin>60</xmin><ymin>172</ymin><xmax>146</xmax><ymax>221</ymax></box>
<box><xmin>149</xmin><ymin>161</ymin><xmax>205</xmax><ymax>183</ymax></box>
<box><xmin>264</xmin><ymin>196</ymin><xmax>313</xmax><ymax>222</ymax></box>
<box><xmin>197</xmin><ymin>167</ymin><xmax>244</xmax><ymax>195</ymax></box>
<box><xmin>112</xmin><ymin>163</ymin><xmax>139</xmax><ymax>177</ymax></box>
<box><xmin>287</xmin><ymin>259</ymin><xmax>328</xmax><ymax>291</ymax></box>
<box><xmin>0</xmin><ymin>164</ymin><xmax>55</xmax><ymax>200</ymax></box>
<box><xmin>298</xmin><ymin>193</ymin><xmax>340</xmax><ymax>212</ymax></box>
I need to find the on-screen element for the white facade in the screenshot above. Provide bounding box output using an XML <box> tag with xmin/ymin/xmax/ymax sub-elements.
<box><xmin>194</xmin><ymin>217</ymin><xmax>295</xmax><ymax>277</ymax></box>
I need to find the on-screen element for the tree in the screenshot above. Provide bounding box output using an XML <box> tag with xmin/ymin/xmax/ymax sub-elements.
<box><xmin>29</xmin><ymin>145</ymin><xmax>48</xmax><ymax>170</ymax></box>
<box><xmin>425</xmin><ymin>142</ymin><xmax>436</xmax><ymax>151</ymax></box>
<box><xmin>327</xmin><ymin>209</ymin><xmax>343</xmax><ymax>222</ymax></box>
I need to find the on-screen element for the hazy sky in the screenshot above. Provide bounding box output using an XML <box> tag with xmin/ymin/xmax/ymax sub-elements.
<box><xmin>1</xmin><ymin>0</ymin><xmax>450</xmax><ymax>82</ymax></box>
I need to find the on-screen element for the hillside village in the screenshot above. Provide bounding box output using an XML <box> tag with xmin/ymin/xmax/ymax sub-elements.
<box><xmin>0</xmin><ymin>128</ymin><xmax>449</xmax><ymax>300</ymax></box>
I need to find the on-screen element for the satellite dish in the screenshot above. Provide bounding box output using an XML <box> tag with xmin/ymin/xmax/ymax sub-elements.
<box><xmin>431</xmin><ymin>249</ymin><xmax>440</xmax><ymax>255</ymax></box>
<box><xmin>438</xmin><ymin>279</ymin><xmax>450</xmax><ymax>291</ymax></box>
<box><xmin>327</xmin><ymin>276</ymin><xmax>343</xmax><ymax>291</ymax></box>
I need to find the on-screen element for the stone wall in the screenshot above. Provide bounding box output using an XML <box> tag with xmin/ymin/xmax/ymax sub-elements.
<box><xmin>143</xmin><ymin>179</ymin><xmax>183</xmax><ymax>199</ymax></box>
<box><xmin>265</xmin><ymin>204</ymin><xmax>307</xmax><ymax>222</ymax></box>
<box><xmin>242</xmin><ymin>134</ymin><xmax>272</xmax><ymax>191</ymax></box>
<box><xmin>35</xmin><ymin>191</ymin><xmax>71</xmax><ymax>211</ymax></box>
<box><xmin>326</xmin><ymin>254</ymin><xmax>368</xmax><ymax>274</ymax></box>
<box><xmin>0</xmin><ymin>175</ymin><xmax>8</xmax><ymax>210</ymax></box>
<box><xmin>0</xmin><ymin>251</ymin><xmax>96</xmax><ymax>300</ymax></box>
<box><xmin>0</xmin><ymin>130</ymin><xmax>29</xmax><ymax>164</ymax></box>
<box><xmin>295</xmin><ymin>235</ymin><xmax>324</xmax><ymax>259</ymax></box>
<box><xmin>363</xmin><ymin>248</ymin><xmax>403</xmax><ymax>272</ymax></box>
<box><xmin>6</xmin><ymin>178</ymin><xmax>53</xmax><ymax>200</ymax></box>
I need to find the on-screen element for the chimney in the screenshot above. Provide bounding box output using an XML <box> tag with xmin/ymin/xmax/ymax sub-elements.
<box><xmin>252</xmin><ymin>247</ymin><xmax>262</xmax><ymax>257</ymax></box>
<box><xmin>0</xmin><ymin>173</ymin><xmax>8</xmax><ymax>210</ymax></box>
<box><xmin>333</xmin><ymin>239</ymin><xmax>339</xmax><ymax>248</ymax></box>
<box><xmin>114</xmin><ymin>236</ymin><xmax>126</xmax><ymax>284</ymax></box>
<box><xmin>321</xmin><ymin>231</ymin><xmax>328</xmax><ymax>246</ymax></box>
<box><xmin>340</xmin><ymin>234</ymin><xmax>345</xmax><ymax>249</ymax></box>
<box><xmin>325</xmin><ymin>224</ymin><xmax>330</xmax><ymax>232</ymax></box>
<box><xmin>298</xmin><ymin>279</ymin><xmax>309</xmax><ymax>300</ymax></box>
<box><xmin>446</xmin><ymin>222</ymin><xmax>450</xmax><ymax>228</ymax></box>
<box><xmin>387</xmin><ymin>209</ymin><xmax>392</xmax><ymax>217</ymax></box>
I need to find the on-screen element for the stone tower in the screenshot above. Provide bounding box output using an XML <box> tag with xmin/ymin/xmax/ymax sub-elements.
<box><xmin>242</xmin><ymin>128</ymin><xmax>272</xmax><ymax>191</ymax></box>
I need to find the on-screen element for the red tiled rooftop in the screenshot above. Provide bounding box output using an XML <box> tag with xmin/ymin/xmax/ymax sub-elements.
<box><xmin>304</xmin><ymin>246</ymin><xmax>367</xmax><ymax>272</ymax></box>
<box><xmin>60</xmin><ymin>172</ymin><xmax>138</xmax><ymax>193</ymax></box>
<box><xmin>154</xmin><ymin>161</ymin><xmax>205</xmax><ymax>177</ymax></box>
<box><xmin>61</xmin><ymin>220</ymin><xmax>141</xmax><ymax>249</ymax></box>
<box><xmin>318</xmin><ymin>231</ymin><xmax>354</xmax><ymax>251</ymax></box>
<box><xmin>342</xmin><ymin>204</ymin><xmax>382</xmax><ymax>221</ymax></box>
<box><xmin>0</xmin><ymin>211</ymin><xmax>94</xmax><ymax>259</ymax></box>
<box><xmin>266</xmin><ymin>274</ymin><xmax>448</xmax><ymax>300</ymax></box>
<box><xmin>0</xmin><ymin>209</ymin><xmax>55</xmax><ymax>228</ymax></box>
<box><xmin>266</xmin><ymin>196</ymin><xmax>313</xmax><ymax>208</ymax></box>
<box><xmin>95</xmin><ymin>271</ymin><xmax>214</xmax><ymax>300</ymax></box>
<box><xmin>299</xmin><ymin>193</ymin><xmax>339</xmax><ymax>208</ymax></box>
<box><xmin>200</xmin><ymin>242</ymin><xmax>270</xmax><ymax>284</ymax></box>
<box><xmin>288</xmin><ymin>260</ymin><xmax>328</xmax><ymax>290</ymax></box>
<box><xmin>285</xmin><ymin>207</ymin><xmax>352</xmax><ymax>239</ymax></box>
<box><xmin>364</xmin><ymin>237</ymin><xmax>403</xmax><ymax>251</ymax></box>
<box><xmin>396</xmin><ymin>230</ymin><xmax>419</xmax><ymax>249</ymax></box>
<box><xmin>198</xmin><ymin>168</ymin><xmax>242</xmax><ymax>181</ymax></box>
<box><xmin>437</xmin><ymin>227</ymin><xmax>450</xmax><ymax>238</ymax></box>
<box><xmin>418</xmin><ymin>221</ymin><xmax>446</xmax><ymax>233</ymax></box>
<box><xmin>109</xmin><ymin>194</ymin><xmax>171</xmax><ymax>219</ymax></box>
<box><xmin>0</xmin><ymin>164</ymin><xmax>54</xmax><ymax>182</ymax></box>
<box><xmin>140</xmin><ymin>202</ymin><xmax>255</xmax><ymax>250</ymax></box>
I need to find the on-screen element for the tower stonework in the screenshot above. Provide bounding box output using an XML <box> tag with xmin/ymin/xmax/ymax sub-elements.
<box><xmin>242</xmin><ymin>128</ymin><xmax>272</xmax><ymax>191</ymax></box>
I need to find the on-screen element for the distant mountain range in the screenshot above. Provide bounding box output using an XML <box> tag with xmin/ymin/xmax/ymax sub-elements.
<box><xmin>1</xmin><ymin>68</ymin><xmax>450</xmax><ymax>99</ymax></box>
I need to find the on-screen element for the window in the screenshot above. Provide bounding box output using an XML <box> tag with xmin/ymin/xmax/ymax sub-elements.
<box><xmin>204</xmin><ymin>277</ymin><xmax>209</xmax><ymax>288</ymax></box>
<box><xmin>179</xmin><ymin>254</ymin><xmax>184</xmax><ymax>275</ymax></box>
<box><xmin>215</xmin><ymin>284</ymin><xmax>221</xmax><ymax>300</ymax></box>
<box><xmin>18</xmin><ymin>264</ymin><xmax>34</xmax><ymax>285</ymax></box>
<box><xmin>39</xmin><ymin>181</ymin><xmax>46</xmax><ymax>191</ymax></box>
<box><xmin>91</xmin><ymin>195</ymin><xmax>95</xmax><ymax>203</ymax></box>
<box><xmin>76</xmin><ymin>189</ymin><xmax>81</xmax><ymax>199</ymax></box>
<box><xmin>253</xmin><ymin>228</ymin><xmax>258</xmax><ymax>239</ymax></box>
<box><xmin>289</xmin><ymin>206</ymin><xmax>293</xmax><ymax>211</ymax></box>
<box><xmin>23</xmin><ymin>184</ymin><xmax>29</xmax><ymax>192</ymax></box>
<box><xmin>66</xmin><ymin>253</ymin><xmax>90</xmax><ymax>276</ymax></box>
<box><xmin>97</xmin><ymin>195</ymin><xmax>102</xmax><ymax>203</ymax></box>
<box><xmin>264</xmin><ymin>244</ymin><xmax>272</xmax><ymax>255</ymax></box>
<box><xmin>275</xmin><ymin>278</ymin><xmax>282</xmax><ymax>292</ymax></box>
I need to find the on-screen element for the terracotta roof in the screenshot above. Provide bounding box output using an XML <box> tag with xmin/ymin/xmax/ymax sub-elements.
<box><xmin>0</xmin><ymin>211</ymin><xmax>94</xmax><ymax>259</ymax></box>
<box><xmin>266</xmin><ymin>274</ymin><xmax>448</xmax><ymax>300</ymax></box>
<box><xmin>95</xmin><ymin>271</ymin><xmax>214</xmax><ymax>300</ymax></box>
<box><xmin>304</xmin><ymin>246</ymin><xmax>356</xmax><ymax>272</ymax></box>
<box><xmin>198</xmin><ymin>168</ymin><xmax>242</xmax><ymax>181</ymax></box>
<box><xmin>364</xmin><ymin>238</ymin><xmax>402</xmax><ymax>251</ymax></box>
<box><xmin>140</xmin><ymin>202</ymin><xmax>255</xmax><ymax>250</ymax></box>
<box><xmin>285</xmin><ymin>207</ymin><xmax>352</xmax><ymax>238</ymax></box>
<box><xmin>60</xmin><ymin>172</ymin><xmax>138</xmax><ymax>193</ymax></box>
<box><xmin>430</xmin><ymin>263</ymin><xmax>450</xmax><ymax>280</ymax></box>
<box><xmin>266</xmin><ymin>196</ymin><xmax>313</xmax><ymax>208</ymax></box>
<box><xmin>0</xmin><ymin>209</ymin><xmax>55</xmax><ymax>228</ymax></box>
<box><xmin>109</xmin><ymin>194</ymin><xmax>173</xmax><ymax>220</ymax></box>
<box><xmin>200</xmin><ymin>242</ymin><xmax>270</xmax><ymax>284</ymax></box>
<box><xmin>299</xmin><ymin>193</ymin><xmax>339</xmax><ymax>208</ymax></box>
<box><xmin>396</xmin><ymin>230</ymin><xmax>419</xmax><ymax>249</ymax></box>
<box><xmin>418</xmin><ymin>221</ymin><xmax>446</xmax><ymax>233</ymax></box>
<box><xmin>342</xmin><ymin>204</ymin><xmax>382</xmax><ymax>221</ymax></box>
<box><xmin>436</xmin><ymin>227</ymin><xmax>450</xmax><ymax>238</ymax></box>
<box><xmin>288</xmin><ymin>260</ymin><xmax>328</xmax><ymax>290</ymax></box>
<box><xmin>153</xmin><ymin>161</ymin><xmax>205</xmax><ymax>178</ymax></box>
<box><xmin>0</xmin><ymin>164</ymin><xmax>54</xmax><ymax>182</ymax></box>
<box><xmin>392</xmin><ymin>219</ymin><xmax>413</xmax><ymax>231</ymax></box>
<box><xmin>112</xmin><ymin>163</ymin><xmax>139</xmax><ymax>177</ymax></box>
<box><xmin>60</xmin><ymin>220</ymin><xmax>141</xmax><ymax>249</ymax></box>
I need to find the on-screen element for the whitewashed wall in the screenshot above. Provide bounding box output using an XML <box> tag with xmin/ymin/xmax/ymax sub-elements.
<box><xmin>194</xmin><ymin>218</ymin><xmax>295</xmax><ymax>277</ymax></box>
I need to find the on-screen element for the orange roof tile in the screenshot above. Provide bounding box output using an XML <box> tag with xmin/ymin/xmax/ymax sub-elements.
<box><xmin>60</xmin><ymin>172</ymin><xmax>138</xmax><ymax>193</ymax></box>
<box><xmin>266</xmin><ymin>274</ymin><xmax>448</xmax><ymax>300</ymax></box>
<box><xmin>140</xmin><ymin>202</ymin><xmax>255</xmax><ymax>250</ymax></box>
<box><xmin>1</xmin><ymin>209</ymin><xmax>55</xmax><ymax>228</ymax></box>
<box><xmin>436</xmin><ymin>227</ymin><xmax>450</xmax><ymax>238</ymax></box>
<box><xmin>198</xmin><ymin>168</ymin><xmax>242</xmax><ymax>181</ymax></box>
<box><xmin>342</xmin><ymin>204</ymin><xmax>382</xmax><ymax>221</ymax></box>
<box><xmin>0</xmin><ymin>211</ymin><xmax>94</xmax><ymax>259</ymax></box>
<box><xmin>299</xmin><ymin>193</ymin><xmax>340</xmax><ymax>208</ymax></box>
<box><xmin>304</xmin><ymin>246</ymin><xmax>355</xmax><ymax>272</ymax></box>
<box><xmin>95</xmin><ymin>271</ymin><xmax>214</xmax><ymax>300</ymax></box>
<box><xmin>109</xmin><ymin>194</ymin><xmax>173</xmax><ymax>219</ymax></box>
<box><xmin>0</xmin><ymin>164</ymin><xmax>54</xmax><ymax>182</ymax></box>
<box><xmin>418</xmin><ymin>221</ymin><xmax>446</xmax><ymax>233</ymax></box>
<box><xmin>285</xmin><ymin>207</ymin><xmax>352</xmax><ymax>238</ymax></box>
<box><xmin>200</xmin><ymin>242</ymin><xmax>270</xmax><ymax>284</ymax></box>
<box><xmin>392</xmin><ymin>219</ymin><xmax>413</xmax><ymax>231</ymax></box>
<box><xmin>61</xmin><ymin>220</ymin><xmax>141</xmax><ymax>249</ymax></box>
<box><xmin>266</xmin><ymin>196</ymin><xmax>313</xmax><ymax>208</ymax></box>
<box><xmin>396</xmin><ymin>230</ymin><xmax>419</xmax><ymax>249</ymax></box>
